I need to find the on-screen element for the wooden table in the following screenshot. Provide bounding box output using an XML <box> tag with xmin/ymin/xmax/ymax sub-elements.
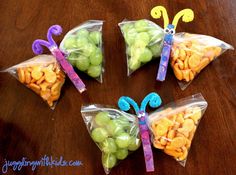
<box><xmin>0</xmin><ymin>0</ymin><xmax>235</xmax><ymax>174</ymax></box>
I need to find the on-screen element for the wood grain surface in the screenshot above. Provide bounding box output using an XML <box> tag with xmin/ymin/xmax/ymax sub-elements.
<box><xmin>0</xmin><ymin>0</ymin><xmax>236</xmax><ymax>175</ymax></box>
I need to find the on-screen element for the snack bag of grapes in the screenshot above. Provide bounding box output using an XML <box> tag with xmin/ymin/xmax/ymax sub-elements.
<box><xmin>119</xmin><ymin>19</ymin><xmax>164</xmax><ymax>75</ymax></box>
<box><xmin>170</xmin><ymin>33</ymin><xmax>234</xmax><ymax>90</ymax></box>
<box><xmin>148</xmin><ymin>93</ymin><xmax>208</xmax><ymax>166</ymax></box>
<box><xmin>3</xmin><ymin>55</ymin><xmax>65</xmax><ymax>109</ymax></box>
<box><xmin>81</xmin><ymin>105</ymin><xmax>141</xmax><ymax>174</ymax></box>
<box><xmin>60</xmin><ymin>20</ymin><xmax>104</xmax><ymax>83</ymax></box>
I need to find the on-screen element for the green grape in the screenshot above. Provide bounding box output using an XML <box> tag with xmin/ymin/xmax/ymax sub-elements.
<box><xmin>149</xmin><ymin>43</ymin><xmax>162</xmax><ymax>58</ymax></box>
<box><xmin>76</xmin><ymin>37</ymin><xmax>89</xmax><ymax>48</ymax></box>
<box><xmin>116</xmin><ymin>149</ymin><xmax>128</xmax><ymax>160</ymax></box>
<box><xmin>126</xmin><ymin>46</ymin><xmax>131</xmax><ymax>56</ymax></box>
<box><xmin>89</xmin><ymin>48</ymin><xmax>103</xmax><ymax>66</ymax></box>
<box><xmin>116</xmin><ymin>116</ymin><xmax>130</xmax><ymax>130</ymax></box>
<box><xmin>76</xmin><ymin>29</ymin><xmax>89</xmax><ymax>38</ymax></box>
<box><xmin>82</xmin><ymin>43</ymin><xmax>97</xmax><ymax>57</ymax></box>
<box><xmin>67</xmin><ymin>53</ymin><xmax>78</xmax><ymax>66</ymax></box>
<box><xmin>128</xmin><ymin>58</ymin><xmax>141</xmax><ymax>71</ymax></box>
<box><xmin>128</xmin><ymin>137</ymin><xmax>141</xmax><ymax>151</ymax></box>
<box><xmin>115</xmin><ymin>133</ymin><xmax>131</xmax><ymax>148</ymax></box>
<box><xmin>134</xmin><ymin>20</ymin><xmax>149</xmax><ymax>32</ymax></box>
<box><xmin>138</xmin><ymin>47</ymin><xmax>153</xmax><ymax>63</ymax></box>
<box><xmin>148</xmin><ymin>29</ymin><xmax>164</xmax><ymax>44</ymax></box>
<box><xmin>75</xmin><ymin>55</ymin><xmax>90</xmax><ymax>71</ymax></box>
<box><xmin>63</xmin><ymin>36</ymin><xmax>77</xmax><ymax>49</ymax></box>
<box><xmin>124</xmin><ymin>28</ymin><xmax>137</xmax><ymax>46</ymax></box>
<box><xmin>89</xmin><ymin>31</ymin><xmax>102</xmax><ymax>45</ymax></box>
<box><xmin>122</xmin><ymin>23</ymin><xmax>134</xmax><ymax>33</ymax></box>
<box><xmin>87</xmin><ymin>65</ymin><xmax>102</xmax><ymax>78</ymax></box>
<box><xmin>101</xmin><ymin>138</ymin><xmax>117</xmax><ymax>154</ymax></box>
<box><xmin>102</xmin><ymin>154</ymin><xmax>117</xmax><ymax>169</ymax></box>
<box><xmin>106</xmin><ymin>120</ymin><xmax>124</xmax><ymax>136</ymax></box>
<box><xmin>134</xmin><ymin>32</ymin><xmax>150</xmax><ymax>47</ymax></box>
<box><xmin>91</xmin><ymin>128</ymin><xmax>108</xmax><ymax>143</ymax></box>
<box><xmin>95</xmin><ymin>112</ymin><xmax>110</xmax><ymax>126</ymax></box>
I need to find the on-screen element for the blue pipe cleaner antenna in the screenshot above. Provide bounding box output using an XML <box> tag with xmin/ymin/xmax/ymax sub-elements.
<box><xmin>118</xmin><ymin>92</ymin><xmax>162</xmax><ymax>115</ymax></box>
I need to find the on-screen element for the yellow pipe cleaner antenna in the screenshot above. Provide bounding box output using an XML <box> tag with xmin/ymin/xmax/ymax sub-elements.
<box><xmin>172</xmin><ymin>9</ymin><xmax>194</xmax><ymax>30</ymax></box>
<box><xmin>151</xmin><ymin>6</ymin><xmax>169</xmax><ymax>29</ymax></box>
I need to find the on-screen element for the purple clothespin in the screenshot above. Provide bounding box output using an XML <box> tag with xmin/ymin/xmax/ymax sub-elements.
<box><xmin>32</xmin><ymin>25</ymin><xmax>86</xmax><ymax>93</ymax></box>
<box><xmin>118</xmin><ymin>92</ymin><xmax>162</xmax><ymax>172</ymax></box>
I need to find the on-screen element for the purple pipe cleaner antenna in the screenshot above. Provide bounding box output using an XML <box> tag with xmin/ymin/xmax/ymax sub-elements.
<box><xmin>32</xmin><ymin>25</ymin><xmax>86</xmax><ymax>93</ymax></box>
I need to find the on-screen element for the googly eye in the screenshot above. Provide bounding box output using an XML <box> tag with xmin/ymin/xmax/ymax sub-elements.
<box><xmin>170</xmin><ymin>29</ymin><xmax>175</xmax><ymax>35</ymax></box>
<box><xmin>164</xmin><ymin>28</ymin><xmax>169</xmax><ymax>33</ymax></box>
<box><xmin>137</xmin><ymin>114</ymin><xmax>142</xmax><ymax>118</ymax></box>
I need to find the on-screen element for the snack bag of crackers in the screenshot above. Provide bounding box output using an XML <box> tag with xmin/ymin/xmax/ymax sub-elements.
<box><xmin>59</xmin><ymin>20</ymin><xmax>104</xmax><ymax>83</ymax></box>
<box><xmin>81</xmin><ymin>105</ymin><xmax>141</xmax><ymax>174</ymax></box>
<box><xmin>4</xmin><ymin>55</ymin><xmax>65</xmax><ymax>109</ymax></box>
<box><xmin>170</xmin><ymin>33</ymin><xmax>233</xmax><ymax>90</ymax></box>
<box><xmin>148</xmin><ymin>93</ymin><xmax>207</xmax><ymax>166</ymax></box>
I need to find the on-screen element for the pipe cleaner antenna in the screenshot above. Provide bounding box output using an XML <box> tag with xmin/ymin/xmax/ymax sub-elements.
<box><xmin>151</xmin><ymin>6</ymin><xmax>169</xmax><ymax>28</ymax></box>
<box><xmin>172</xmin><ymin>9</ymin><xmax>194</xmax><ymax>30</ymax></box>
<box><xmin>118</xmin><ymin>96</ymin><xmax>139</xmax><ymax>115</ymax></box>
<box><xmin>140</xmin><ymin>92</ymin><xmax>162</xmax><ymax>112</ymax></box>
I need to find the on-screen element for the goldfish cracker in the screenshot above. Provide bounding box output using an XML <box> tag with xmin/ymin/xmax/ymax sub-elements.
<box><xmin>176</xmin><ymin>113</ymin><xmax>184</xmax><ymax>124</ymax></box>
<box><xmin>36</xmin><ymin>75</ymin><xmax>45</xmax><ymax>85</ymax></box>
<box><xmin>167</xmin><ymin>130</ymin><xmax>176</xmax><ymax>140</ymax></box>
<box><xmin>189</xmin><ymin>71</ymin><xmax>194</xmax><ymax>81</ymax></box>
<box><xmin>153</xmin><ymin>139</ymin><xmax>165</xmax><ymax>149</ymax></box>
<box><xmin>160</xmin><ymin>117</ymin><xmax>174</xmax><ymax>127</ymax></box>
<box><xmin>173</xmin><ymin>64</ymin><xmax>183</xmax><ymax>80</ymax></box>
<box><xmin>182</xmin><ymin>70</ymin><xmax>190</xmax><ymax>82</ymax></box>
<box><xmin>176</xmin><ymin>59</ymin><xmax>184</xmax><ymax>70</ymax></box>
<box><xmin>197</xmin><ymin>57</ymin><xmax>210</xmax><ymax>72</ymax></box>
<box><xmin>185</xmin><ymin>138</ymin><xmax>191</xmax><ymax>148</ymax></box>
<box><xmin>40</xmin><ymin>89</ymin><xmax>51</xmax><ymax>101</ymax></box>
<box><xmin>189</xmin><ymin>125</ymin><xmax>197</xmax><ymax>141</ymax></box>
<box><xmin>25</xmin><ymin>69</ymin><xmax>31</xmax><ymax>84</ymax></box>
<box><xmin>183</xmin><ymin>57</ymin><xmax>189</xmax><ymax>69</ymax></box>
<box><xmin>178</xmin><ymin>146</ymin><xmax>188</xmax><ymax>161</ymax></box>
<box><xmin>181</xmin><ymin>119</ymin><xmax>195</xmax><ymax>132</ymax></box>
<box><xmin>188</xmin><ymin>54</ymin><xmax>201</xmax><ymax>68</ymax></box>
<box><xmin>40</xmin><ymin>82</ymin><xmax>50</xmax><ymax>91</ymax></box>
<box><xmin>179</xmin><ymin>49</ymin><xmax>186</xmax><ymax>61</ymax></box>
<box><xmin>31</xmin><ymin>66</ymin><xmax>43</xmax><ymax>80</ymax></box>
<box><xmin>160</xmin><ymin>137</ymin><xmax>168</xmax><ymax>145</ymax></box>
<box><xmin>164</xmin><ymin>149</ymin><xmax>183</xmax><ymax>157</ymax></box>
<box><xmin>51</xmin><ymin>82</ymin><xmax>61</xmax><ymax>96</ymax></box>
<box><xmin>28</xmin><ymin>83</ymin><xmax>40</xmax><ymax>94</ymax></box>
<box><xmin>172</xmin><ymin>48</ymin><xmax>179</xmax><ymax>61</ymax></box>
<box><xmin>17</xmin><ymin>68</ymin><xmax>25</xmax><ymax>83</ymax></box>
<box><xmin>190</xmin><ymin>107</ymin><xmax>202</xmax><ymax>124</ymax></box>
<box><xmin>44</xmin><ymin>70</ymin><xmax>57</xmax><ymax>83</ymax></box>
<box><xmin>170</xmin><ymin>137</ymin><xmax>186</xmax><ymax>148</ymax></box>
<box><xmin>155</xmin><ymin>124</ymin><xmax>168</xmax><ymax>136</ymax></box>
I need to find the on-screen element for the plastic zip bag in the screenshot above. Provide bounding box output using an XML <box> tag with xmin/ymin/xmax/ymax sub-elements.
<box><xmin>170</xmin><ymin>33</ymin><xmax>234</xmax><ymax>90</ymax></box>
<box><xmin>3</xmin><ymin>55</ymin><xmax>65</xmax><ymax>109</ymax></box>
<box><xmin>81</xmin><ymin>105</ymin><xmax>141</xmax><ymax>174</ymax></box>
<box><xmin>119</xmin><ymin>19</ymin><xmax>164</xmax><ymax>75</ymax></box>
<box><xmin>148</xmin><ymin>93</ymin><xmax>208</xmax><ymax>166</ymax></box>
<box><xmin>60</xmin><ymin>20</ymin><xmax>104</xmax><ymax>83</ymax></box>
